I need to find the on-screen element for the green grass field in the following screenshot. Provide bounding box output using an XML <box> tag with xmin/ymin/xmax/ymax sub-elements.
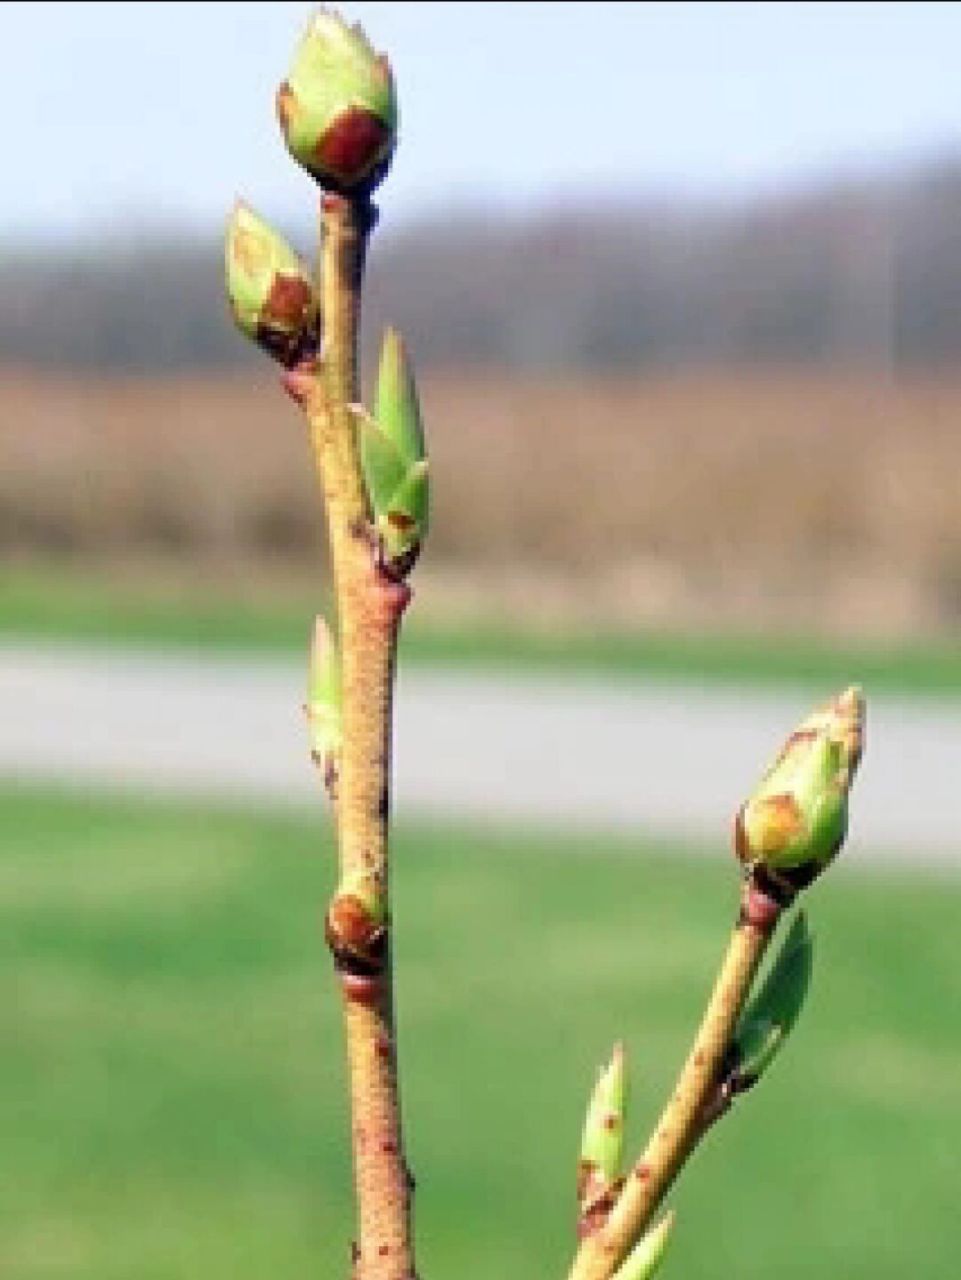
<box><xmin>2</xmin><ymin>785</ymin><xmax>957</xmax><ymax>1279</ymax></box>
<box><xmin>4</xmin><ymin>562</ymin><xmax>961</xmax><ymax>695</ymax></box>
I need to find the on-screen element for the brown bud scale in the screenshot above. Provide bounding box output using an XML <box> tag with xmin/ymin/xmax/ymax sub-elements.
<box><xmin>263</xmin><ymin>274</ymin><xmax>315</xmax><ymax>328</ymax></box>
<box><xmin>276</xmin><ymin>81</ymin><xmax>296</xmax><ymax>131</ymax></box>
<box><xmin>316</xmin><ymin>107</ymin><xmax>392</xmax><ymax>184</ymax></box>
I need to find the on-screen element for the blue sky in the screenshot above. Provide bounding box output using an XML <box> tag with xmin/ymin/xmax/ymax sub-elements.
<box><xmin>6</xmin><ymin>1</ymin><xmax>961</xmax><ymax>241</ymax></box>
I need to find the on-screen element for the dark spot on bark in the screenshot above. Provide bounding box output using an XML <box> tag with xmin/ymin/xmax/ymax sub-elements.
<box><xmin>602</xmin><ymin>1113</ymin><xmax>618</xmax><ymax>1131</ymax></box>
<box><xmin>576</xmin><ymin>1187</ymin><xmax>620</xmax><ymax>1240</ymax></box>
<box><xmin>378</xmin><ymin>1244</ymin><xmax>390</xmax><ymax>1258</ymax></box>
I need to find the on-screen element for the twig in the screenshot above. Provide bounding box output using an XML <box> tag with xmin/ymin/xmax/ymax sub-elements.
<box><xmin>566</xmin><ymin>877</ymin><xmax>784</xmax><ymax>1280</ymax></box>
<box><xmin>309</xmin><ymin>191</ymin><xmax>417</xmax><ymax>1280</ymax></box>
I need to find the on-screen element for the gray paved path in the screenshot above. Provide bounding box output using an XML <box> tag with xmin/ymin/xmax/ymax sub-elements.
<box><xmin>0</xmin><ymin>642</ymin><xmax>957</xmax><ymax>869</ymax></box>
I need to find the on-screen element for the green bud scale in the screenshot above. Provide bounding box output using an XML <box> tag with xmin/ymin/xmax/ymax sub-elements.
<box><xmin>277</xmin><ymin>9</ymin><xmax>397</xmax><ymax>193</ymax></box>
<box><xmin>734</xmin><ymin>686</ymin><xmax>864</xmax><ymax>891</ymax></box>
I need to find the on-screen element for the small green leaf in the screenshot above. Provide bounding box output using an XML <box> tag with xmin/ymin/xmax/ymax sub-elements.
<box><xmin>305</xmin><ymin>615</ymin><xmax>341</xmax><ymax>769</ymax></box>
<box><xmin>375</xmin><ymin>327</ymin><xmax>426</xmax><ymax>466</ymax></box>
<box><xmin>731</xmin><ymin>911</ymin><xmax>813</xmax><ymax>1088</ymax></box>
<box><xmin>356</xmin><ymin>407</ymin><xmax>408</xmax><ymax>517</ymax></box>
<box><xmin>610</xmin><ymin>1211</ymin><xmax>675</xmax><ymax>1280</ymax></box>
<box><xmin>378</xmin><ymin>459</ymin><xmax>430</xmax><ymax>559</ymax></box>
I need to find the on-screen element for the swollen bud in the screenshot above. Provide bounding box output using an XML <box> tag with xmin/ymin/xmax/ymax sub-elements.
<box><xmin>734</xmin><ymin>686</ymin><xmax>864</xmax><ymax>892</ymax></box>
<box><xmin>305</xmin><ymin>615</ymin><xmax>342</xmax><ymax>791</ymax></box>
<box><xmin>726</xmin><ymin>911</ymin><xmax>813</xmax><ymax>1092</ymax></box>
<box><xmin>225</xmin><ymin>202</ymin><xmax>319</xmax><ymax>367</ymax></box>
<box><xmin>610</xmin><ymin>1212</ymin><xmax>675</xmax><ymax>1280</ymax></box>
<box><xmin>577</xmin><ymin>1043</ymin><xmax>627</xmax><ymax>1217</ymax></box>
<box><xmin>277</xmin><ymin>9</ymin><xmax>397</xmax><ymax>194</ymax></box>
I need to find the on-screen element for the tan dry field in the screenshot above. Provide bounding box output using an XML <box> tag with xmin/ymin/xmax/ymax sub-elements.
<box><xmin>2</xmin><ymin>366</ymin><xmax>960</xmax><ymax>638</ymax></box>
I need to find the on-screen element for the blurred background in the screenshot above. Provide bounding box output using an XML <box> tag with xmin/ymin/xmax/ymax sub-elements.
<box><xmin>2</xmin><ymin>3</ymin><xmax>959</xmax><ymax>1278</ymax></box>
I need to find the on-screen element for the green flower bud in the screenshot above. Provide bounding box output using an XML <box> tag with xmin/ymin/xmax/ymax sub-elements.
<box><xmin>577</xmin><ymin>1042</ymin><xmax>627</xmax><ymax>1215</ymax></box>
<box><xmin>277</xmin><ymin>9</ymin><xmax>397</xmax><ymax>193</ymax></box>
<box><xmin>726</xmin><ymin>911</ymin><xmax>813</xmax><ymax>1091</ymax></box>
<box><xmin>610</xmin><ymin>1212</ymin><xmax>675</xmax><ymax>1280</ymax></box>
<box><xmin>225</xmin><ymin>201</ymin><xmax>319</xmax><ymax>367</ymax></box>
<box><xmin>305</xmin><ymin>615</ymin><xmax>341</xmax><ymax>789</ymax></box>
<box><xmin>734</xmin><ymin>686</ymin><xmax>864</xmax><ymax>891</ymax></box>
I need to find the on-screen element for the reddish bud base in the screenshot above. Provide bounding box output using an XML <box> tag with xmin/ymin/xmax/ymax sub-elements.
<box><xmin>316</xmin><ymin>108</ymin><xmax>390</xmax><ymax>186</ymax></box>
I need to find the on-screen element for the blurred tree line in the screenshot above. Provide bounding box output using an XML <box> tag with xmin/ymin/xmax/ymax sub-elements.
<box><xmin>4</xmin><ymin>158</ymin><xmax>961</xmax><ymax>373</ymax></box>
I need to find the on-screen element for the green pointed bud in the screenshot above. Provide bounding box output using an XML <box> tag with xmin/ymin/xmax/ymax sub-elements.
<box><xmin>225</xmin><ymin>201</ymin><xmax>319</xmax><ymax>367</ymax></box>
<box><xmin>277</xmin><ymin>9</ymin><xmax>397</xmax><ymax>193</ymax></box>
<box><xmin>375</xmin><ymin>328</ymin><xmax>426</xmax><ymax>467</ymax></box>
<box><xmin>305</xmin><ymin>615</ymin><xmax>341</xmax><ymax>785</ymax></box>
<box><xmin>728</xmin><ymin>912</ymin><xmax>813</xmax><ymax>1091</ymax></box>
<box><xmin>610</xmin><ymin>1212</ymin><xmax>675</xmax><ymax>1280</ymax></box>
<box><xmin>356</xmin><ymin>407</ymin><xmax>430</xmax><ymax>570</ymax></box>
<box><xmin>578</xmin><ymin>1042</ymin><xmax>627</xmax><ymax>1212</ymax></box>
<box><xmin>734</xmin><ymin>686</ymin><xmax>865</xmax><ymax>891</ymax></box>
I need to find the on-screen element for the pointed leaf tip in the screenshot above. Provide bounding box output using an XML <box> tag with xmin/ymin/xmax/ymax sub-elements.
<box><xmin>375</xmin><ymin>326</ymin><xmax>426</xmax><ymax>467</ymax></box>
<box><xmin>611</xmin><ymin>1211</ymin><xmax>675</xmax><ymax>1280</ymax></box>
<box><xmin>306</xmin><ymin>615</ymin><xmax>341</xmax><ymax>776</ymax></box>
